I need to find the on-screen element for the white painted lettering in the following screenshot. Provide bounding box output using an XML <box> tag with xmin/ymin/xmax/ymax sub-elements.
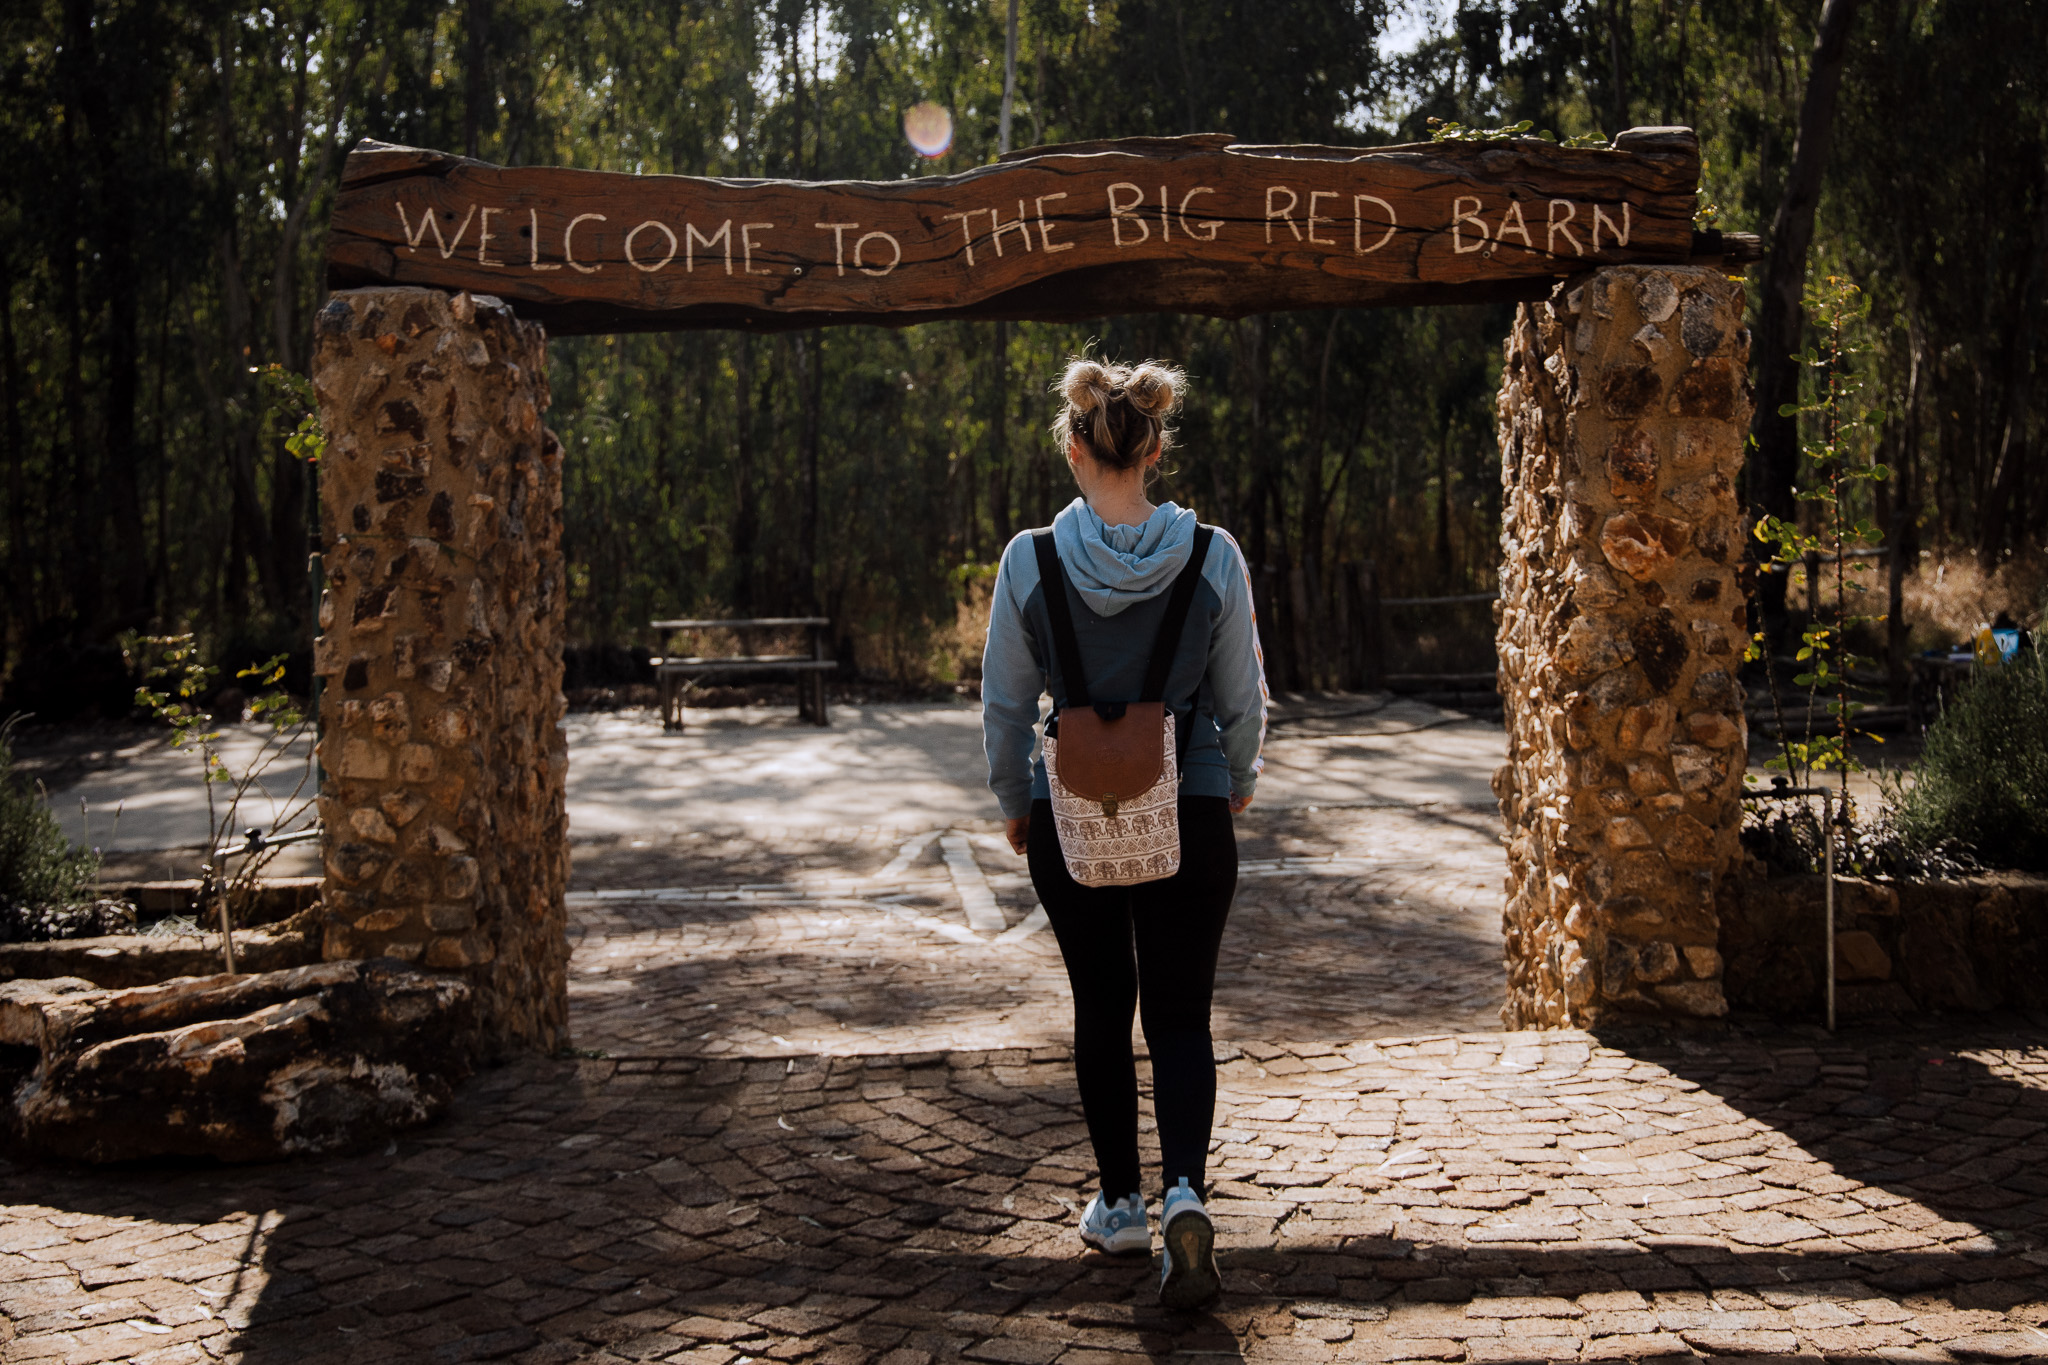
<box><xmin>1306</xmin><ymin>190</ymin><xmax>1338</xmax><ymax>246</ymax></box>
<box><xmin>740</xmin><ymin>222</ymin><xmax>775</xmax><ymax>274</ymax></box>
<box><xmin>529</xmin><ymin>209</ymin><xmax>561</xmax><ymax>270</ymax></box>
<box><xmin>686</xmin><ymin>219</ymin><xmax>733</xmax><ymax>274</ymax></box>
<box><xmin>1034</xmin><ymin>194</ymin><xmax>1074</xmax><ymax>253</ymax></box>
<box><xmin>564</xmin><ymin>213</ymin><xmax>605</xmax><ymax>273</ymax></box>
<box><xmin>940</xmin><ymin>210</ymin><xmax>986</xmax><ymax>266</ymax></box>
<box><xmin>1158</xmin><ymin>186</ymin><xmax>1171</xmax><ymax>241</ymax></box>
<box><xmin>1179</xmin><ymin>187</ymin><xmax>1221</xmax><ymax>242</ymax></box>
<box><xmin>1546</xmin><ymin>199</ymin><xmax>1585</xmax><ymax>257</ymax></box>
<box><xmin>816</xmin><ymin>222</ymin><xmax>859</xmax><ymax>276</ymax></box>
<box><xmin>1451</xmin><ymin>196</ymin><xmax>1490</xmax><ymax>254</ymax></box>
<box><xmin>626</xmin><ymin>220</ymin><xmax>678</xmax><ymax>272</ymax></box>
<box><xmin>1107</xmin><ymin>183</ymin><xmax>1149</xmax><ymax>247</ymax></box>
<box><xmin>989</xmin><ymin>200</ymin><xmax>1033</xmax><ymax>256</ymax></box>
<box><xmin>1353</xmin><ymin>195</ymin><xmax>1397</xmax><ymax>254</ymax></box>
<box><xmin>477</xmin><ymin>207</ymin><xmax>504</xmax><ymax>266</ymax></box>
<box><xmin>854</xmin><ymin>231</ymin><xmax>900</xmax><ymax>277</ymax></box>
<box><xmin>1496</xmin><ymin>199</ymin><xmax>1534</xmax><ymax>250</ymax></box>
<box><xmin>397</xmin><ymin>203</ymin><xmax>476</xmax><ymax>259</ymax></box>
<box><xmin>1266</xmin><ymin>186</ymin><xmax>1301</xmax><ymax>243</ymax></box>
<box><xmin>1592</xmin><ymin>202</ymin><xmax>1632</xmax><ymax>250</ymax></box>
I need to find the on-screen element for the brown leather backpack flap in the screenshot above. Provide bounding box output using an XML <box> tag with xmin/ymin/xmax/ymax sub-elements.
<box><xmin>1054</xmin><ymin>702</ymin><xmax>1166</xmax><ymax>799</ymax></box>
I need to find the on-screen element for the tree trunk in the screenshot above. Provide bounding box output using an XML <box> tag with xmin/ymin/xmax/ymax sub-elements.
<box><xmin>989</xmin><ymin>320</ymin><xmax>1011</xmax><ymax>551</ymax></box>
<box><xmin>1749</xmin><ymin>0</ymin><xmax>1863</xmax><ymax>643</ymax></box>
<box><xmin>465</xmin><ymin>0</ymin><xmax>492</xmax><ymax>159</ymax></box>
<box><xmin>1976</xmin><ymin>188</ymin><xmax>2048</xmax><ymax>568</ymax></box>
<box><xmin>797</xmin><ymin>331</ymin><xmax>821</xmax><ymax>611</ymax></box>
<box><xmin>2</xmin><ymin>267</ymin><xmax>31</xmax><ymax>635</ymax></box>
<box><xmin>732</xmin><ymin>334</ymin><xmax>758</xmax><ymax>614</ymax></box>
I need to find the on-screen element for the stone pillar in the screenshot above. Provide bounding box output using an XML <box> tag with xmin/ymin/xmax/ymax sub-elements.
<box><xmin>310</xmin><ymin>287</ymin><xmax>568</xmax><ymax>1053</ymax></box>
<box><xmin>1494</xmin><ymin>266</ymin><xmax>1752</xmax><ymax>1028</ymax></box>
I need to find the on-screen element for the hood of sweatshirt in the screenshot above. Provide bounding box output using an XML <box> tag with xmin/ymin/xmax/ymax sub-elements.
<box><xmin>1050</xmin><ymin>497</ymin><xmax>1199</xmax><ymax>617</ymax></box>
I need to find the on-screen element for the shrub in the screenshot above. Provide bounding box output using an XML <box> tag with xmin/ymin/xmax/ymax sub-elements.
<box><xmin>0</xmin><ymin>718</ymin><xmax>100</xmax><ymax>930</ymax></box>
<box><xmin>1896</xmin><ymin>645</ymin><xmax>2048</xmax><ymax>871</ymax></box>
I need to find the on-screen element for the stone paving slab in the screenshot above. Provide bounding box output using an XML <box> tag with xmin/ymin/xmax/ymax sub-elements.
<box><xmin>5</xmin><ymin>1023</ymin><xmax>2048</xmax><ymax>1363</ymax></box>
<box><xmin>8</xmin><ymin>807</ymin><xmax>2048</xmax><ymax>1363</ymax></box>
<box><xmin>564</xmin><ymin>807</ymin><xmax>1509</xmax><ymax>1059</ymax></box>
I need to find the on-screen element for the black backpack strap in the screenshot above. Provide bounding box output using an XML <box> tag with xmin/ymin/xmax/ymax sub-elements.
<box><xmin>1031</xmin><ymin>530</ymin><xmax>1090</xmax><ymax>708</ymax></box>
<box><xmin>1140</xmin><ymin>526</ymin><xmax>1215</xmax><ymax>703</ymax></box>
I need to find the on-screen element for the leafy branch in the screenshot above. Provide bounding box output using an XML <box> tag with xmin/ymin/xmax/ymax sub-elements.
<box><xmin>1747</xmin><ymin>275</ymin><xmax>1888</xmax><ymax>797</ymax></box>
<box><xmin>128</xmin><ymin>635</ymin><xmax>316</xmax><ymax>948</ymax></box>
<box><xmin>1426</xmin><ymin>117</ymin><xmax>1609</xmax><ymax>148</ymax></box>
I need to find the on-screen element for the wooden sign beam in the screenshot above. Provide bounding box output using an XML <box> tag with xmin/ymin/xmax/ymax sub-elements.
<box><xmin>326</xmin><ymin>128</ymin><xmax>1757</xmax><ymax>334</ymax></box>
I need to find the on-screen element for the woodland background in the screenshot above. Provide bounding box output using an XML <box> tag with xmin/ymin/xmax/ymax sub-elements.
<box><xmin>1</xmin><ymin>0</ymin><xmax>2044</xmax><ymax>712</ymax></box>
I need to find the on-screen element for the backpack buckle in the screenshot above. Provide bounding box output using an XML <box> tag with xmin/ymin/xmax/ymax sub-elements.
<box><xmin>1101</xmin><ymin>796</ymin><xmax>1119</xmax><ymax>818</ymax></box>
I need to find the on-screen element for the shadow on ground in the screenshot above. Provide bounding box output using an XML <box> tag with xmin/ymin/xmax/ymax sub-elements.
<box><xmin>6</xmin><ymin>1012</ymin><xmax>2048</xmax><ymax>1363</ymax></box>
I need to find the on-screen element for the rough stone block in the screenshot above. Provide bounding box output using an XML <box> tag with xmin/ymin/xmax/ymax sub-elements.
<box><xmin>1495</xmin><ymin>268</ymin><xmax>1750</xmax><ymax>1028</ymax></box>
<box><xmin>1834</xmin><ymin>930</ymin><xmax>1893</xmax><ymax>982</ymax></box>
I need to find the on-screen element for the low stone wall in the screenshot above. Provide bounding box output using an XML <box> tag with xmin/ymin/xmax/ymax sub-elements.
<box><xmin>1494</xmin><ymin>265</ymin><xmax>1753</xmax><ymax>1028</ymax></box>
<box><xmin>1723</xmin><ymin>871</ymin><xmax>2048</xmax><ymax>1017</ymax></box>
<box><xmin>311</xmin><ymin>288</ymin><xmax>568</xmax><ymax>1054</ymax></box>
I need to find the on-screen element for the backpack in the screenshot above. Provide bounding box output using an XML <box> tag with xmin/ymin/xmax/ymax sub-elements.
<box><xmin>1032</xmin><ymin>525</ymin><xmax>1214</xmax><ymax>887</ymax></box>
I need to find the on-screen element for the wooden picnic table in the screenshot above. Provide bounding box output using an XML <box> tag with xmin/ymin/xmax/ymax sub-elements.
<box><xmin>650</xmin><ymin>617</ymin><xmax>833</xmax><ymax>732</ymax></box>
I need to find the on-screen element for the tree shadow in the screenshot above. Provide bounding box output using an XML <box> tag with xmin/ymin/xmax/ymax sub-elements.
<box><xmin>4</xmin><ymin>1012</ymin><xmax>2046</xmax><ymax>1363</ymax></box>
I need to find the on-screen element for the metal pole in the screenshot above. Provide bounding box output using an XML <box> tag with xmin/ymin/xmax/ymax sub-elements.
<box><xmin>1822</xmin><ymin>788</ymin><xmax>1835</xmax><ymax>1032</ymax></box>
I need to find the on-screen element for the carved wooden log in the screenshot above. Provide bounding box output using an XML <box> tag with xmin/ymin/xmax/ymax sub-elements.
<box><xmin>326</xmin><ymin>128</ymin><xmax>1743</xmax><ymax>333</ymax></box>
<box><xmin>0</xmin><ymin>961</ymin><xmax>474</xmax><ymax>1162</ymax></box>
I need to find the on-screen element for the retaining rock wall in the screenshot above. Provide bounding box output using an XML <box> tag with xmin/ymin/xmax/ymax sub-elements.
<box><xmin>310</xmin><ymin>287</ymin><xmax>568</xmax><ymax>1053</ymax></box>
<box><xmin>1494</xmin><ymin>265</ymin><xmax>1753</xmax><ymax>1028</ymax></box>
<box><xmin>1723</xmin><ymin>871</ymin><xmax>2048</xmax><ymax>1017</ymax></box>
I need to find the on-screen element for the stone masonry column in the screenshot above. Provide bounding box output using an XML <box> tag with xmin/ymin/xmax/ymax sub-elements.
<box><xmin>1494</xmin><ymin>265</ymin><xmax>1752</xmax><ymax>1028</ymax></box>
<box><xmin>310</xmin><ymin>287</ymin><xmax>568</xmax><ymax>1053</ymax></box>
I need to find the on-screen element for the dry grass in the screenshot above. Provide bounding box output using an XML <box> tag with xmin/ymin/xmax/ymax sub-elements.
<box><xmin>1787</xmin><ymin>549</ymin><xmax>2046</xmax><ymax>650</ymax></box>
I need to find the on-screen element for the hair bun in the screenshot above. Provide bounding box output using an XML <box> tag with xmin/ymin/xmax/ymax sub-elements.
<box><xmin>1124</xmin><ymin>362</ymin><xmax>1183</xmax><ymax>419</ymax></box>
<box><xmin>1061</xmin><ymin>359</ymin><xmax>1110</xmax><ymax>413</ymax></box>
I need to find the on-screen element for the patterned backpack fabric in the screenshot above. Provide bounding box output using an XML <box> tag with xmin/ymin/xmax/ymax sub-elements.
<box><xmin>1032</xmin><ymin>527</ymin><xmax>1214</xmax><ymax>887</ymax></box>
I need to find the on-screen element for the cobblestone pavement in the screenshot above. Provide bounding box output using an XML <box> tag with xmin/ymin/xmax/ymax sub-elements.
<box><xmin>8</xmin><ymin>809</ymin><xmax>2048</xmax><ymax>1364</ymax></box>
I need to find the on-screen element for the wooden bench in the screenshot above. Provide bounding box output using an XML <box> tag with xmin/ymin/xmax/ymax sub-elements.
<box><xmin>650</xmin><ymin>617</ymin><xmax>834</xmax><ymax>732</ymax></box>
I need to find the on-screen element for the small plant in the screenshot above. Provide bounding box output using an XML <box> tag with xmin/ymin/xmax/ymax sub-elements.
<box><xmin>1748</xmin><ymin>275</ymin><xmax>1889</xmax><ymax>798</ymax></box>
<box><xmin>0</xmin><ymin>716</ymin><xmax>111</xmax><ymax>942</ymax></box>
<box><xmin>1694</xmin><ymin>154</ymin><xmax>1722</xmax><ymax>230</ymax></box>
<box><xmin>1894</xmin><ymin>643</ymin><xmax>2048</xmax><ymax>871</ymax></box>
<box><xmin>255</xmin><ymin>362</ymin><xmax>327</xmax><ymax>466</ymax></box>
<box><xmin>1426</xmin><ymin>116</ymin><xmax>1608</xmax><ymax>148</ymax></box>
<box><xmin>130</xmin><ymin>635</ymin><xmax>318</xmax><ymax>938</ymax></box>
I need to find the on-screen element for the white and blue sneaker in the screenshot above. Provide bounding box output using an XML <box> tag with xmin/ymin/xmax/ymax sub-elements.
<box><xmin>1158</xmin><ymin>1178</ymin><xmax>1220</xmax><ymax>1309</ymax></box>
<box><xmin>1078</xmin><ymin>1191</ymin><xmax>1150</xmax><ymax>1255</ymax></box>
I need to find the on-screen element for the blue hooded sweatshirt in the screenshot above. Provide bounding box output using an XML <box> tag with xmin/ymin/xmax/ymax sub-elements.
<box><xmin>982</xmin><ymin>497</ymin><xmax>1269</xmax><ymax>820</ymax></box>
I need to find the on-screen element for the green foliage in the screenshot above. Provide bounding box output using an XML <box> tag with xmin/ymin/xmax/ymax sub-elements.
<box><xmin>130</xmin><ymin>635</ymin><xmax>314</xmax><ymax>906</ymax></box>
<box><xmin>1425</xmin><ymin>116</ymin><xmax>1607</xmax><ymax>146</ymax></box>
<box><xmin>130</xmin><ymin>634</ymin><xmax>227</xmax><ymax>784</ymax></box>
<box><xmin>1895</xmin><ymin>646</ymin><xmax>2048</xmax><ymax>872</ymax></box>
<box><xmin>1749</xmin><ymin>276</ymin><xmax>1888</xmax><ymax>785</ymax></box>
<box><xmin>0</xmin><ymin>719</ymin><xmax>99</xmax><ymax>919</ymax></box>
<box><xmin>257</xmin><ymin>364</ymin><xmax>327</xmax><ymax>467</ymax></box>
<box><xmin>3</xmin><ymin>0</ymin><xmax>2044</xmax><ymax>697</ymax></box>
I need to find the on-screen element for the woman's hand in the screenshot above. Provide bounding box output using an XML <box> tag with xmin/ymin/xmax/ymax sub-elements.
<box><xmin>1229</xmin><ymin>792</ymin><xmax>1253</xmax><ymax>814</ymax></box>
<box><xmin>1005</xmin><ymin>816</ymin><xmax>1031</xmax><ymax>854</ymax></box>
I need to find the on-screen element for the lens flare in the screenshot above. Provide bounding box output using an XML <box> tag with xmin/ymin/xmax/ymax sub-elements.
<box><xmin>903</xmin><ymin>101</ymin><xmax>954</xmax><ymax>159</ymax></box>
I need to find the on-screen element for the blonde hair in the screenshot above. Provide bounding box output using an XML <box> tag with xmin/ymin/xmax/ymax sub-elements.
<box><xmin>1052</xmin><ymin>355</ymin><xmax>1185</xmax><ymax>473</ymax></box>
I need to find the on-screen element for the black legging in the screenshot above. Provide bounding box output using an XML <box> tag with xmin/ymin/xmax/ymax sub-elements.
<box><xmin>1027</xmin><ymin>794</ymin><xmax>1236</xmax><ymax>1201</ymax></box>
